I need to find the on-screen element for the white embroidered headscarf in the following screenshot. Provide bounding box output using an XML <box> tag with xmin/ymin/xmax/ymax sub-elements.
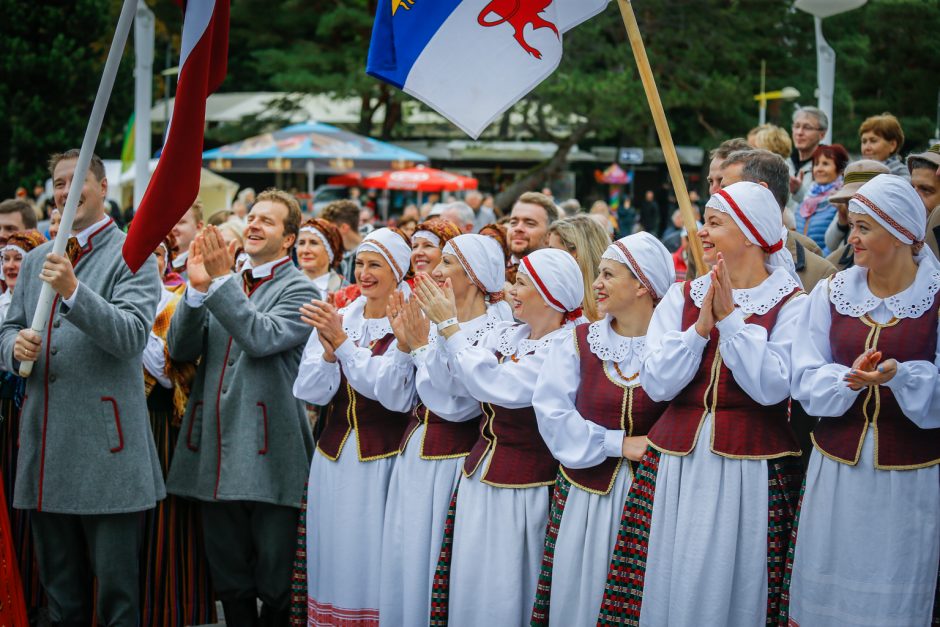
<box><xmin>517</xmin><ymin>248</ymin><xmax>585</xmax><ymax>321</ymax></box>
<box><xmin>357</xmin><ymin>228</ymin><xmax>412</xmax><ymax>283</ymax></box>
<box><xmin>443</xmin><ymin>234</ymin><xmax>506</xmax><ymax>299</ymax></box>
<box><xmin>706</xmin><ymin>181</ymin><xmax>801</xmax><ymax>286</ymax></box>
<box><xmin>601</xmin><ymin>232</ymin><xmax>675</xmax><ymax>300</ymax></box>
<box><xmin>849</xmin><ymin>174</ymin><xmax>940</xmax><ymax>269</ymax></box>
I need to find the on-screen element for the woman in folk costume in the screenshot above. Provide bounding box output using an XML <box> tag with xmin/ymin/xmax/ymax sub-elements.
<box><xmin>296</xmin><ymin>218</ymin><xmax>349</xmax><ymax>298</ymax></box>
<box><xmin>0</xmin><ymin>231</ymin><xmax>43</xmax><ymax>623</ymax></box>
<box><xmin>139</xmin><ymin>237</ymin><xmax>216</xmax><ymax>627</ymax></box>
<box><xmin>293</xmin><ymin>227</ymin><xmax>416</xmax><ymax>626</ymax></box>
<box><xmin>530</xmin><ymin>232</ymin><xmax>673</xmax><ymax>626</ymax></box>
<box><xmin>599</xmin><ymin>181</ymin><xmax>807</xmax><ymax>626</ymax></box>
<box><xmin>409</xmin><ymin>217</ymin><xmax>462</xmax><ymax>280</ymax></box>
<box><xmin>415</xmin><ymin>247</ymin><xmax>585</xmax><ymax>625</ymax></box>
<box><xmin>785</xmin><ymin>174</ymin><xmax>940</xmax><ymax>626</ymax></box>
<box><xmin>378</xmin><ymin>233</ymin><xmax>514</xmax><ymax>626</ymax></box>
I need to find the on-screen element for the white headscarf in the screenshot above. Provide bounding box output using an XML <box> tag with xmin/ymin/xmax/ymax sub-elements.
<box><xmin>518</xmin><ymin>248</ymin><xmax>585</xmax><ymax>320</ymax></box>
<box><xmin>706</xmin><ymin>181</ymin><xmax>800</xmax><ymax>286</ymax></box>
<box><xmin>849</xmin><ymin>174</ymin><xmax>940</xmax><ymax>268</ymax></box>
<box><xmin>601</xmin><ymin>232</ymin><xmax>676</xmax><ymax>300</ymax></box>
<box><xmin>412</xmin><ymin>230</ymin><xmax>441</xmax><ymax>248</ymax></box>
<box><xmin>442</xmin><ymin>234</ymin><xmax>506</xmax><ymax>298</ymax></box>
<box><xmin>299</xmin><ymin>224</ymin><xmax>335</xmax><ymax>265</ymax></box>
<box><xmin>357</xmin><ymin>228</ymin><xmax>412</xmax><ymax>283</ymax></box>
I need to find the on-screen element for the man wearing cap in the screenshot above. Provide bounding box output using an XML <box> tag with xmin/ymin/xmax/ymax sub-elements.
<box><xmin>907</xmin><ymin>143</ymin><xmax>940</xmax><ymax>259</ymax></box>
<box><xmin>166</xmin><ymin>189</ymin><xmax>316</xmax><ymax>625</ymax></box>
<box><xmin>719</xmin><ymin>148</ymin><xmax>836</xmax><ymax>291</ymax></box>
<box><xmin>823</xmin><ymin>160</ymin><xmax>893</xmax><ymax>271</ymax></box>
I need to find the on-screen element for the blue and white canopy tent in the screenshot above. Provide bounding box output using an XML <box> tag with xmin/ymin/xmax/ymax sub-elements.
<box><xmin>202</xmin><ymin>121</ymin><xmax>428</xmax><ymax>195</ymax></box>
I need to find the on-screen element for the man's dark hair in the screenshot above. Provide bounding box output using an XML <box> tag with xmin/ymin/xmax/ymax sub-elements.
<box><xmin>0</xmin><ymin>199</ymin><xmax>38</xmax><ymax>229</ymax></box>
<box><xmin>321</xmin><ymin>199</ymin><xmax>360</xmax><ymax>231</ymax></box>
<box><xmin>723</xmin><ymin>149</ymin><xmax>790</xmax><ymax>210</ymax></box>
<box><xmin>48</xmin><ymin>149</ymin><xmax>106</xmax><ymax>182</ymax></box>
<box><xmin>709</xmin><ymin>138</ymin><xmax>751</xmax><ymax>162</ymax></box>
<box><xmin>909</xmin><ymin>156</ymin><xmax>938</xmax><ymax>174</ymax></box>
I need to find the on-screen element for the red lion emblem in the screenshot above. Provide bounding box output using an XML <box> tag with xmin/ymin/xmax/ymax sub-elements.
<box><xmin>477</xmin><ymin>0</ymin><xmax>559</xmax><ymax>60</ymax></box>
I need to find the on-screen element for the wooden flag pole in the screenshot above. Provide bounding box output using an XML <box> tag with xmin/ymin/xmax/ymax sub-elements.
<box><xmin>18</xmin><ymin>0</ymin><xmax>137</xmax><ymax>377</ymax></box>
<box><xmin>616</xmin><ymin>0</ymin><xmax>706</xmax><ymax>278</ymax></box>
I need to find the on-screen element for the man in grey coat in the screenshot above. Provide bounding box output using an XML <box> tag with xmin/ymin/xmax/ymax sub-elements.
<box><xmin>0</xmin><ymin>149</ymin><xmax>163</xmax><ymax>627</ymax></box>
<box><xmin>166</xmin><ymin>189</ymin><xmax>316</xmax><ymax>627</ymax></box>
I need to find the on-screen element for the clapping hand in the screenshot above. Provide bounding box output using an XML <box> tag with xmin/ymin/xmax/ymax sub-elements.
<box><xmin>199</xmin><ymin>226</ymin><xmax>237</xmax><ymax>279</ymax></box>
<box><xmin>710</xmin><ymin>254</ymin><xmax>735</xmax><ymax>322</ymax></box>
<box><xmin>413</xmin><ymin>273</ymin><xmax>457</xmax><ymax>327</ymax></box>
<box><xmin>844</xmin><ymin>348</ymin><xmax>897</xmax><ymax>389</ymax></box>
<box><xmin>300</xmin><ymin>300</ymin><xmax>347</xmax><ymax>363</ymax></box>
<box><xmin>387</xmin><ymin>292</ymin><xmax>412</xmax><ymax>353</ymax></box>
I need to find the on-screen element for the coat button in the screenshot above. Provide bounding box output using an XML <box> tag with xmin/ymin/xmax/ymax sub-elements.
<box><xmin>52</xmin><ymin>320</ymin><xmax>60</xmax><ymax>328</ymax></box>
<box><xmin>50</xmin><ymin>347</ymin><xmax>57</xmax><ymax>355</ymax></box>
<box><xmin>49</xmin><ymin>374</ymin><xmax>56</xmax><ymax>383</ymax></box>
<box><xmin>221</xmin><ymin>387</ymin><xmax>228</xmax><ymax>394</ymax></box>
<box><xmin>227</xmin><ymin>359</ymin><xmax>235</xmax><ymax>367</ymax></box>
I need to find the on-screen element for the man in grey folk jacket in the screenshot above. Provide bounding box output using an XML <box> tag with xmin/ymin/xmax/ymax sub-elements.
<box><xmin>166</xmin><ymin>189</ymin><xmax>316</xmax><ymax>626</ymax></box>
<box><xmin>0</xmin><ymin>150</ymin><xmax>163</xmax><ymax>627</ymax></box>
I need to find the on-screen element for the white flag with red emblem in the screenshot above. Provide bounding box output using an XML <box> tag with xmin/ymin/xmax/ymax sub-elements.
<box><xmin>367</xmin><ymin>0</ymin><xmax>609</xmax><ymax>138</ymax></box>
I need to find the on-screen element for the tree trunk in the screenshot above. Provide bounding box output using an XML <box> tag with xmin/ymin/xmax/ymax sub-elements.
<box><xmin>493</xmin><ymin>122</ymin><xmax>592</xmax><ymax>213</ymax></box>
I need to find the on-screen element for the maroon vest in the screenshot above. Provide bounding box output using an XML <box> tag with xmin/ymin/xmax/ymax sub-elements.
<box><xmin>462</xmin><ymin>353</ymin><xmax>558</xmax><ymax>487</ymax></box>
<box><xmin>316</xmin><ymin>334</ymin><xmax>412</xmax><ymax>462</ymax></box>
<box><xmin>647</xmin><ymin>281</ymin><xmax>802</xmax><ymax>459</ymax></box>
<box><xmin>813</xmin><ymin>297</ymin><xmax>940</xmax><ymax>469</ymax></box>
<box><xmin>560</xmin><ymin>323</ymin><xmax>668</xmax><ymax>494</ymax></box>
<box><xmin>399</xmin><ymin>403</ymin><xmax>481</xmax><ymax>459</ymax></box>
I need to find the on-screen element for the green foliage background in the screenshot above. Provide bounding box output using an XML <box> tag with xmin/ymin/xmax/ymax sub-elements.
<box><xmin>1</xmin><ymin>0</ymin><xmax>938</xmax><ymax>195</ymax></box>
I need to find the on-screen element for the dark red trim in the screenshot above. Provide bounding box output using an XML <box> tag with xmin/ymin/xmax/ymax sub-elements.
<box><xmin>715</xmin><ymin>189</ymin><xmax>783</xmax><ymax>254</ymax></box>
<box><xmin>101</xmin><ymin>397</ymin><xmax>124</xmax><ymax>453</ymax></box>
<box><xmin>521</xmin><ymin>256</ymin><xmax>568</xmax><ymax>313</ymax></box>
<box><xmin>214</xmin><ymin>337</ymin><xmax>233</xmax><ymax>499</ymax></box>
<box><xmin>186</xmin><ymin>401</ymin><xmax>203</xmax><ymax>451</ymax></box>
<box><xmin>257</xmin><ymin>402</ymin><xmax>268</xmax><ymax>454</ymax></box>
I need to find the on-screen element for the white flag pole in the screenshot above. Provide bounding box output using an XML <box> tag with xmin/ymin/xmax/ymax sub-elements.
<box><xmin>19</xmin><ymin>0</ymin><xmax>137</xmax><ymax>377</ymax></box>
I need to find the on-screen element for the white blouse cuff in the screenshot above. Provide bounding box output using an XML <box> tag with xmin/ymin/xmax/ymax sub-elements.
<box><xmin>603</xmin><ymin>429</ymin><xmax>626</xmax><ymax>458</ymax></box>
<box><xmin>444</xmin><ymin>328</ymin><xmax>472</xmax><ymax>354</ymax></box>
<box><xmin>334</xmin><ymin>338</ymin><xmax>357</xmax><ymax>362</ymax></box>
<box><xmin>882</xmin><ymin>361</ymin><xmax>910</xmax><ymax>392</ymax></box>
<box><xmin>716</xmin><ymin>308</ymin><xmax>746</xmax><ymax>341</ymax></box>
<box><xmin>681</xmin><ymin>325</ymin><xmax>709</xmax><ymax>354</ymax></box>
<box><xmin>390</xmin><ymin>344</ymin><xmax>412</xmax><ymax>365</ymax></box>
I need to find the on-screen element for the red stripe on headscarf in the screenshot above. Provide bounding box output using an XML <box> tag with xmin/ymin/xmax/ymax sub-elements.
<box><xmin>521</xmin><ymin>255</ymin><xmax>571</xmax><ymax>314</ymax></box>
<box><xmin>715</xmin><ymin>189</ymin><xmax>783</xmax><ymax>254</ymax></box>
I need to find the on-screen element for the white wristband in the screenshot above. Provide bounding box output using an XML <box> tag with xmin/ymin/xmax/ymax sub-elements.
<box><xmin>437</xmin><ymin>317</ymin><xmax>458</xmax><ymax>333</ymax></box>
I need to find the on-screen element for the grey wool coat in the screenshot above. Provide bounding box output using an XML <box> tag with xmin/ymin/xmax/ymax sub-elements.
<box><xmin>0</xmin><ymin>222</ymin><xmax>165</xmax><ymax>514</ymax></box>
<box><xmin>166</xmin><ymin>258</ymin><xmax>316</xmax><ymax>508</ymax></box>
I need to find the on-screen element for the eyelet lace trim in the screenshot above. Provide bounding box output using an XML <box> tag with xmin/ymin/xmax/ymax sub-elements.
<box><xmin>829</xmin><ymin>264</ymin><xmax>940</xmax><ymax>319</ymax></box>
<box><xmin>586</xmin><ymin>319</ymin><xmax>645</xmax><ymax>363</ymax></box>
<box><xmin>496</xmin><ymin>324</ymin><xmax>553</xmax><ymax>359</ymax></box>
<box><xmin>689</xmin><ymin>269</ymin><xmax>799</xmax><ymax>315</ymax></box>
<box><xmin>340</xmin><ymin>298</ymin><xmax>392</xmax><ymax>345</ymax></box>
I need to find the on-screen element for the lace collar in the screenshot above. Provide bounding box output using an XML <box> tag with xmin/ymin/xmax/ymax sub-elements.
<box><xmin>586</xmin><ymin>316</ymin><xmax>646</xmax><ymax>364</ymax></box>
<box><xmin>340</xmin><ymin>296</ymin><xmax>393</xmax><ymax>345</ymax></box>
<box><xmin>689</xmin><ymin>267</ymin><xmax>800</xmax><ymax>315</ymax></box>
<box><xmin>828</xmin><ymin>262</ymin><xmax>940</xmax><ymax>319</ymax></box>
<box><xmin>496</xmin><ymin>323</ymin><xmax>566</xmax><ymax>359</ymax></box>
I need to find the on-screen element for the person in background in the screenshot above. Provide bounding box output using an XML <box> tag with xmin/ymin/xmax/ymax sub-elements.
<box><xmin>169</xmin><ymin>200</ymin><xmax>204</xmax><ymax>279</ymax></box>
<box><xmin>296</xmin><ymin>218</ymin><xmax>348</xmax><ymax>298</ymax></box>
<box><xmin>0</xmin><ymin>230</ymin><xmax>45</xmax><ymax>620</ymax></box>
<box><xmin>397</xmin><ymin>216</ymin><xmax>418</xmax><ymax>239</ymax></box>
<box><xmin>409</xmin><ymin>217</ymin><xmax>462</xmax><ymax>279</ymax></box>
<box><xmin>795</xmin><ymin>144</ymin><xmax>849</xmax><ymax>255</ymax></box>
<box><xmin>47</xmin><ymin>208</ymin><xmax>61</xmax><ymax>241</ymax></box>
<box><xmin>859</xmin><ymin>112</ymin><xmax>909</xmax><ymax>179</ymax></box>
<box><xmin>0</xmin><ymin>199</ymin><xmax>37</xmax><ymax>248</ymax></box>
<box><xmin>790</xmin><ymin>106</ymin><xmax>829</xmax><ymax>207</ymax></box>
<box><xmin>753</xmin><ymin>124</ymin><xmax>794</xmax><ymax>170</ymax></box>
<box><xmin>321</xmin><ymin>199</ymin><xmax>364</xmax><ymax>285</ymax></box>
<box><xmin>637</xmin><ymin>190</ymin><xmax>660</xmax><ymax>235</ymax></box>
<box><xmin>479</xmin><ymin>222</ymin><xmax>515</xmax><ymax>286</ymax></box>
<box><xmin>466</xmin><ymin>190</ymin><xmax>496</xmax><ymax>232</ymax></box>
<box><xmin>707</xmin><ymin>138</ymin><xmax>752</xmax><ymax>195</ymax></box>
<box><xmin>435</xmin><ymin>201</ymin><xmax>475</xmax><ymax>234</ymax></box>
<box><xmin>508</xmin><ymin>192</ymin><xmax>559</xmax><ymax>267</ymax></box>
<box><xmin>907</xmin><ymin>143</ymin><xmax>940</xmax><ymax>259</ymax></box>
<box><xmin>547</xmin><ymin>214</ymin><xmax>610</xmax><ymax>322</ymax></box>
<box><xmin>559</xmin><ymin>199</ymin><xmax>581</xmax><ymax>217</ymax></box>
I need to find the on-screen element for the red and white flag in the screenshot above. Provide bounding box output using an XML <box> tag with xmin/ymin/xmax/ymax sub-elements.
<box><xmin>123</xmin><ymin>0</ymin><xmax>229</xmax><ymax>272</ymax></box>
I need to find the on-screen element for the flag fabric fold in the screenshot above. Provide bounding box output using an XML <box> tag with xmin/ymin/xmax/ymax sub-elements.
<box><xmin>122</xmin><ymin>0</ymin><xmax>229</xmax><ymax>272</ymax></box>
<box><xmin>367</xmin><ymin>0</ymin><xmax>609</xmax><ymax>139</ymax></box>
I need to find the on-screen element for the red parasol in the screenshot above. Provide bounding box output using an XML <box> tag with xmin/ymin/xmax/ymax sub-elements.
<box><xmin>356</xmin><ymin>165</ymin><xmax>478</xmax><ymax>192</ymax></box>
